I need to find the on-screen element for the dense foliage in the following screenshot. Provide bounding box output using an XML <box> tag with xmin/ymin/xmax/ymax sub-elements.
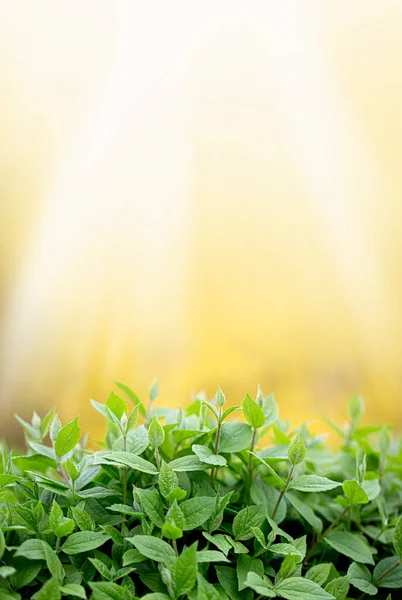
<box><xmin>0</xmin><ymin>382</ymin><xmax>401</xmax><ymax>600</ymax></box>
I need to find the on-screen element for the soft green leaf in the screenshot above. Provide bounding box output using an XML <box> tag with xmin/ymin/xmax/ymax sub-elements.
<box><xmin>347</xmin><ymin>563</ymin><xmax>377</xmax><ymax>596</ymax></box>
<box><xmin>288</xmin><ymin>475</ymin><xmax>340</xmax><ymax>493</ymax></box>
<box><xmin>342</xmin><ymin>480</ymin><xmax>369</xmax><ymax>505</ymax></box>
<box><xmin>287</xmin><ymin>435</ymin><xmax>307</xmax><ymax>466</ymax></box>
<box><xmin>106</xmin><ymin>392</ymin><xmax>127</xmax><ymax>420</ymax></box>
<box><xmin>237</xmin><ymin>554</ymin><xmax>264</xmax><ymax>591</ymax></box>
<box><xmin>373</xmin><ymin>557</ymin><xmax>402</xmax><ymax>589</ymax></box>
<box><xmin>55</xmin><ymin>417</ymin><xmax>81</xmax><ymax>459</ymax></box>
<box><xmin>219</xmin><ymin>422</ymin><xmax>252</xmax><ymax>453</ymax></box>
<box><xmin>242</xmin><ymin>393</ymin><xmax>265</xmax><ymax>429</ymax></box>
<box><xmin>149</xmin><ymin>417</ymin><xmax>165</xmax><ymax>449</ymax></box>
<box><xmin>192</xmin><ymin>444</ymin><xmax>227</xmax><ymax>466</ymax></box>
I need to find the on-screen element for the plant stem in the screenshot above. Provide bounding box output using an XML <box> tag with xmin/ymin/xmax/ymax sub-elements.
<box><xmin>173</xmin><ymin>539</ymin><xmax>179</xmax><ymax>557</ymax></box>
<box><xmin>305</xmin><ymin>505</ymin><xmax>350</xmax><ymax>562</ymax></box>
<box><xmin>123</xmin><ymin>434</ymin><xmax>127</xmax><ymax>505</ymax></box>
<box><xmin>155</xmin><ymin>448</ymin><xmax>161</xmax><ymax>470</ymax></box>
<box><xmin>248</xmin><ymin>427</ymin><xmax>257</xmax><ymax>478</ymax></box>
<box><xmin>271</xmin><ymin>466</ymin><xmax>294</xmax><ymax>520</ymax></box>
<box><xmin>210</xmin><ymin>406</ymin><xmax>222</xmax><ymax>487</ymax></box>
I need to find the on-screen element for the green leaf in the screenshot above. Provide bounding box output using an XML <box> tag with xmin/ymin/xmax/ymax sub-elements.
<box><xmin>215</xmin><ymin>386</ymin><xmax>226</xmax><ymax>408</ymax></box>
<box><xmin>288</xmin><ymin>435</ymin><xmax>306</xmax><ymax>466</ymax></box>
<box><xmin>59</xmin><ymin>584</ymin><xmax>87</xmax><ymax>599</ymax></box>
<box><xmin>0</xmin><ymin>566</ymin><xmax>16</xmax><ymax>578</ymax></box>
<box><xmin>55</xmin><ymin>417</ymin><xmax>81</xmax><ymax>459</ymax></box>
<box><xmin>113</xmin><ymin>426</ymin><xmax>149</xmax><ymax>454</ymax></box>
<box><xmin>159</xmin><ymin>461</ymin><xmax>179</xmax><ymax>497</ymax></box>
<box><xmin>348</xmin><ymin>395</ymin><xmax>364</xmax><ymax>421</ymax></box>
<box><xmin>136</xmin><ymin>488</ymin><xmax>165</xmax><ymax>528</ymax></box>
<box><xmin>14</xmin><ymin>539</ymin><xmax>45</xmax><ymax>560</ymax></box>
<box><xmin>106</xmin><ymin>392</ymin><xmax>127</xmax><ymax>420</ymax></box>
<box><xmin>242</xmin><ymin>393</ymin><xmax>265</xmax><ymax>429</ymax></box>
<box><xmin>244</xmin><ymin>572</ymin><xmax>275</xmax><ymax>597</ymax></box>
<box><xmin>393</xmin><ymin>515</ymin><xmax>402</xmax><ymax>558</ymax></box>
<box><xmin>9</xmin><ymin>504</ymin><xmax>36</xmax><ymax>534</ymax></box>
<box><xmin>192</xmin><ymin>444</ymin><xmax>227</xmax><ymax>466</ymax></box>
<box><xmin>373</xmin><ymin>557</ymin><xmax>402</xmax><ymax>589</ymax></box>
<box><xmin>269</xmin><ymin>542</ymin><xmax>303</xmax><ymax>560</ymax></box>
<box><xmin>172</xmin><ymin>542</ymin><xmax>197</xmax><ymax>597</ymax></box>
<box><xmin>71</xmin><ymin>506</ymin><xmax>96</xmax><ymax>531</ymax></box>
<box><xmin>233</xmin><ymin>504</ymin><xmax>265</xmax><ymax>540</ymax></box>
<box><xmin>49</xmin><ymin>500</ymin><xmax>75</xmax><ymax>538</ymax></box>
<box><xmin>325</xmin><ymin>575</ymin><xmax>350</xmax><ymax>600</ymax></box>
<box><xmin>196</xmin><ymin>574</ymin><xmax>221</xmax><ymax>600</ymax></box>
<box><xmin>89</xmin><ymin>558</ymin><xmax>111</xmax><ymax>580</ymax></box>
<box><xmin>61</xmin><ymin>531</ymin><xmax>110</xmax><ymax>555</ymax></box>
<box><xmin>325</xmin><ymin>531</ymin><xmax>374</xmax><ymax>565</ymax></box>
<box><xmin>202</xmin><ymin>533</ymin><xmax>232</xmax><ymax>555</ymax></box>
<box><xmin>149</xmin><ymin>378</ymin><xmax>159</xmax><ymax>402</ymax></box>
<box><xmin>347</xmin><ymin>563</ymin><xmax>377</xmax><ymax>596</ymax></box>
<box><xmin>100</xmin><ymin>451</ymin><xmax>158</xmax><ymax>474</ymax></box>
<box><xmin>149</xmin><ymin>417</ymin><xmax>165</xmax><ymax>449</ymax></box>
<box><xmin>342</xmin><ymin>479</ymin><xmax>369</xmax><ymax>505</ymax></box>
<box><xmin>89</xmin><ymin>581</ymin><xmax>131</xmax><ymax>600</ymax></box>
<box><xmin>219</xmin><ymin>422</ymin><xmax>252</xmax><ymax>453</ymax></box>
<box><xmin>128</xmin><ymin>535</ymin><xmax>175</xmax><ymax>563</ymax></box>
<box><xmin>216</xmin><ymin>566</ymin><xmax>253</xmax><ymax>600</ymax></box>
<box><xmin>262</xmin><ymin>394</ymin><xmax>278</xmax><ymax>426</ymax></box>
<box><xmin>306</xmin><ymin>563</ymin><xmax>332</xmax><ymax>587</ymax></box>
<box><xmin>286</xmin><ymin>491</ymin><xmax>323</xmax><ymax>532</ymax></box>
<box><xmin>43</xmin><ymin>541</ymin><xmax>65</xmax><ymax>582</ymax></box>
<box><xmin>168</xmin><ymin>455</ymin><xmax>207</xmax><ymax>472</ymax></box>
<box><xmin>31</xmin><ymin>577</ymin><xmax>60</xmax><ymax>600</ymax></box>
<box><xmin>64</xmin><ymin>459</ymin><xmax>80</xmax><ymax>481</ymax></box>
<box><xmin>275</xmin><ymin>577</ymin><xmax>335</xmax><ymax>600</ymax></box>
<box><xmin>237</xmin><ymin>554</ymin><xmax>264</xmax><ymax>591</ymax></box>
<box><xmin>180</xmin><ymin>497</ymin><xmax>216</xmax><ymax>530</ymax></box>
<box><xmin>0</xmin><ymin>529</ymin><xmax>4</xmax><ymax>561</ymax></box>
<box><xmin>196</xmin><ymin>550</ymin><xmax>229</xmax><ymax>563</ymax></box>
<box><xmin>288</xmin><ymin>475</ymin><xmax>340</xmax><ymax>492</ymax></box>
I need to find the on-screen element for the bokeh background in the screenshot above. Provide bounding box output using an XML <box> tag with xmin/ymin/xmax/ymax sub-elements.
<box><xmin>1</xmin><ymin>0</ymin><xmax>402</xmax><ymax>441</ymax></box>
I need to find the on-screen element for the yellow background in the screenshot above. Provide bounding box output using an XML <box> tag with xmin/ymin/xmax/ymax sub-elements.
<box><xmin>1</xmin><ymin>1</ymin><xmax>402</xmax><ymax>440</ymax></box>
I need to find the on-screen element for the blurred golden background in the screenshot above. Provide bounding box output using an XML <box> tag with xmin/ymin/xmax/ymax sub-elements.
<box><xmin>1</xmin><ymin>1</ymin><xmax>402</xmax><ymax>441</ymax></box>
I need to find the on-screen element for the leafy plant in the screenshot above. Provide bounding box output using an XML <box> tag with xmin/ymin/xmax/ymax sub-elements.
<box><xmin>0</xmin><ymin>384</ymin><xmax>401</xmax><ymax>599</ymax></box>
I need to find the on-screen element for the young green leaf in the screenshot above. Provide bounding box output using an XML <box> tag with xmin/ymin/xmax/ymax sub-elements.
<box><xmin>242</xmin><ymin>393</ymin><xmax>265</xmax><ymax>429</ymax></box>
<box><xmin>106</xmin><ymin>392</ymin><xmax>127</xmax><ymax>420</ymax></box>
<box><xmin>342</xmin><ymin>480</ymin><xmax>369</xmax><ymax>505</ymax></box>
<box><xmin>171</xmin><ymin>542</ymin><xmax>197</xmax><ymax>597</ymax></box>
<box><xmin>148</xmin><ymin>417</ymin><xmax>165</xmax><ymax>449</ymax></box>
<box><xmin>55</xmin><ymin>417</ymin><xmax>81</xmax><ymax>459</ymax></box>
<box><xmin>288</xmin><ymin>434</ymin><xmax>306</xmax><ymax>466</ymax></box>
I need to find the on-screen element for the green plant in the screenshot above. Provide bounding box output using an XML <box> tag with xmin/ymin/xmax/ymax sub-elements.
<box><xmin>0</xmin><ymin>383</ymin><xmax>401</xmax><ymax>600</ymax></box>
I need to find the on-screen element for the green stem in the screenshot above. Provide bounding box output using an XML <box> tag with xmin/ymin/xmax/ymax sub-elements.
<box><xmin>155</xmin><ymin>448</ymin><xmax>161</xmax><ymax>470</ymax></box>
<box><xmin>173</xmin><ymin>539</ymin><xmax>179</xmax><ymax>557</ymax></box>
<box><xmin>373</xmin><ymin>559</ymin><xmax>400</xmax><ymax>585</ymax></box>
<box><xmin>248</xmin><ymin>428</ymin><xmax>257</xmax><ymax>478</ymax></box>
<box><xmin>123</xmin><ymin>435</ymin><xmax>127</xmax><ymax>505</ymax></box>
<box><xmin>305</xmin><ymin>505</ymin><xmax>351</xmax><ymax>561</ymax></box>
<box><xmin>210</xmin><ymin>406</ymin><xmax>222</xmax><ymax>486</ymax></box>
<box><xmin>271</xmin><ymin>466</ymin><xmax>294</xmax><ymax>520</ymax></box>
